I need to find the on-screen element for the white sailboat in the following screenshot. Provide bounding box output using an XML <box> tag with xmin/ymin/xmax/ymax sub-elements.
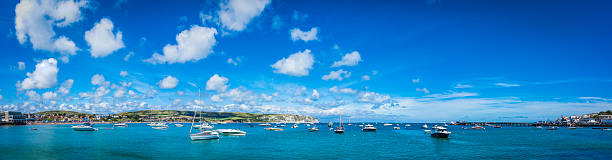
<box><xmin>189</xmin><ymin>85</ymin><xmax>219</xmax><ymax>140</ymax></box>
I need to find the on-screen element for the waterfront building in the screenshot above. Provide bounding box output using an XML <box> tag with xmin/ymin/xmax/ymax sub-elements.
<box><xmin>1</xmin><ymin>111</ymin><xmax>26</xmax><ymax>124</ymax></box>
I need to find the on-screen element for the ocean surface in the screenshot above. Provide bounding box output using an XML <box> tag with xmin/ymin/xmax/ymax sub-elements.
<box><xmin>1</xmin><ymin>123</ymin><xmax>611</xmax><ymax>159</ymax></box>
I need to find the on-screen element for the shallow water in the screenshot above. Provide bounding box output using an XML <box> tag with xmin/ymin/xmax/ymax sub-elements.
<box><xmin>1</xmin><ymin>123</ymin><xmax>611</xmax><ymax>159</ymax></box>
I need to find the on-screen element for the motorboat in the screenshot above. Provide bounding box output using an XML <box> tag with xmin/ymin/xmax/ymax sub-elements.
<box><xmin>278</xmin><ymin>124</ymin><xmax>286</xmax><ymax>127</ymax></box>
<box><xmin>450</xmin><ymin>121</ymin><xmax>456</xmax><ymax>125</ymax></box>
<box><xmin>30</xmin><ymin>128</ymin><xmax>37</xmax><ymax>130</ymax></box>
<box><xmin>546</xmin><ymin>126</ymin><xmax>559</xmax><ymax>130</ymax></box>
<box><xmin>291</xmin><ymin>124</ymin><xmax>299</xmax><ymax>128</ymax></box>
<box><xmin>193</xmin><ymin>123</ymin><xmax>214</xmax><ymax>129</ymax></box>
<box><xmin>152</xmin><ymin>125</ymin><xmax>169</xmax><ymax>130</ymax></box>
<box><xmin>216</xmin><ymin>129</ymin><xmax>247</xmax><ymax>136</ymax></box>
<box><xmin>114</xmin><ymin>123</ymin><xmax>128</xmax><ymax>127</ymax></box>
<box><xmin>602</xmin><ymin>128</ymin><xmax>611</xmax><ymax>131</ymax></box>
<box><xmin>567</xmin><ymin>127</ymin><xmax>577</xmax><ymax>129</ymax></box>
<box><xmin>175</xmin><ymin>124</ymin><xmax>184</xmax><ymax>127</ymax></box>
<box><xmin>421</xmin><ymin>124</ymin><xmax>428</xmax><ymax>129</ymax></box>
<box><xmin>72</xmin><ymin>123</ymin><xmax>97</xmax><ymax>131</ymax></box>
<box><xmin>393</xmin><ymin>126</ymin><xmax>400</xmax><ymax>130</ymax></box>
<box><xmin>190</xmin><ymin>130</ymin><xmax>219</xmax><ymax>140</ymax></box>
<box><xmin>405</xmin><ymin>124</ymin><xmax>411</xmax><ymax>127</ymax></box>
<box><xmin>308</xmin><ymin>127</ymin><xmax>319</xmax><ymax>132</ymax></box>
<box><xmin>424</xmin><ymin>129</ymin><xmax>432</xmax><ymax>133</ymax></box>
<box><xmin>431</xmin><ymin>127</ymin><xmax>451</xmax><ymax>138</ymax></box>
<box><xmin>383</xmin><ymin>123</ymin><xmax>393</xmax><ymax>126</ymax></box>
<box><xmin>258</xmin><ymin>123</ymin><xmax>272</xmax><ymax>126</ymax></box>
<box><xmin>264</xmin><ymin>127</ymin><xmax>284</xmax><ymax>131</ymax></box>
<box><xmin>471</xmin><ymin>126</ymin><xmax>485</xmax><ymax>130</ymax></box>
<box><xmin>535</xmin><ymin>126</ymin><xmax>543</xmax><ymax>129</ymax></box>
<box><xmin>362</xmin><ymin>124</ymin><xmax>377</xmax><ymax>131</ymax></box>
<box><xmin>147</xmin><ymin>122</ymin><xmax>167</xmax><ymax>127</ymax></box>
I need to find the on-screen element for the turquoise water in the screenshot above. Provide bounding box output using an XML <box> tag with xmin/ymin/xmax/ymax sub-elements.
<box><xmin>1</xmin><ymin>123</ymin><xmax>611</xmax><ymax>159</ymax></box>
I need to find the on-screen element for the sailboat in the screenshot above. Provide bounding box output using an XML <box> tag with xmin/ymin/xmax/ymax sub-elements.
<box><xmin>334</xmin><ymin>113</ymin><xmax>344</xmax><ymax>134</ymax></box>
<box><xmin>189</xmin><ymin>85</ymin><xmax>219</xmax><ymax>140</ymax></box>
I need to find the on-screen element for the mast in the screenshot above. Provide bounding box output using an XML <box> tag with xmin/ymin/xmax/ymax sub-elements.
<box><xmin>189</xmin><ymin>86</ymin><xmax>201</xmax><ymax>134</ymax></box>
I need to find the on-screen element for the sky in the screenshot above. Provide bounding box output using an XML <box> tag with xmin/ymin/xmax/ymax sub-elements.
<box><xmin>1</xmin><ymin>0</ymin><xmax>611</xmax><ymax>122</ymax></box>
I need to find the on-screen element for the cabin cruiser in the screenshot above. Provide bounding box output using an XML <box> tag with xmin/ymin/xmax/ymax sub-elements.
<box><xmin>147</xmin><ymin>122</ymin><xmax>167</xmax><ymax>127</ymax></box>
<box><xmin>421</xmin><ymin>124</ymin><xmax>428</xmax><ymax>129</ymax></box>
<box><xmin>308</xmin><ymin>126</ymin><xmax>319</xmax><ymax>132</ymax></box>
<box><xmin>114</xmin><ymin>123</ymin><xmax>128</xmax><ymax>127</ymax></box>
<box><xmin>72</xmin><ymin>123</ymin><xmax>97</xmax><ymax>131</ymax></box>
<box><xmin>362</xmin><ymin>124</ymin><xmax>377</xmax><ymax>131</ymax></box>
<box><xmin>216</xmin><ymin>129</ymin><xmax>247</xmax><ymax>136</ymax></box>
<box><xmin>291</xmin><ymin>124</ymin><xmax>299</xmax><ymax>128</ymax></box>
<box><xmin>190</xmin><ymin>130</ymin><xmax>219</xmax><ymax>140</ymax></box>
<box><xmin>258</xmin><ymin>123</ymin><xmax>272</xmax><ymax>126</ymax></box>
<box><xmin>431</xmin><ymin>127</ymin><xmax>451</xmax><ymax>138</ymax></box>
<box><xmin>471</xmin><ymin>126</ymin><xmax>485</xmax><ymax>130</ymax></box>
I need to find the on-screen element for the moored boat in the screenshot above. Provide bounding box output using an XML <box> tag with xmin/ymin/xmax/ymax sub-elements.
<box><xmin>264</xmin><ymin>127</ymin><xmax>284</xmax><ymax>131</ymax></box>
<box><xmin>258</xmin><ymin>123</ymin><xmax>271</xmax><ymax>126</ymax></box>
<box><xmin>114</xmin><ymin>123</ymin><xmax>128</xmax><ymax>127</ymax></box>
<box><xmin>546</xmin><ymin>126</ymin><xmax>559</xmax><ymax>130</ymax></box>
<box><xmin>72</xmin><ymin>123</ymin><xmax>97</xmax><ymax>131</ymax></box>
<box><xmin>421</xmin><ymin>124</ymin><xmax>428</xmax><ymax>129</ymax></box>
<box><xmin>308</xmin><ymin>127</ymin><xmax>319</xmax><ymax>132</ymax></box>
<box><xmin>190</xmin><ymin>130</ymin><xmax>219</xmax><ymax>140</ymax></box>
<box><xmin>431</xmin><ymin>127</ymin><xmax>451</xmax><ymax>138</ymax></box>
<box><xmin>383</xmin><ymin>123</ymin><xmax>392</xmax><ymax>126</ymax></box>
<box><xmin>216</xmin><ymin>129</ymin><xmax>247</xmax><ymax>136</ymax></box>
<box><xmin>471</xmin><ymin>126</ymin><xmax>485</xmax><ymax>130</ymax></box>
<box><xmin>362</xmin><ymin>124</ymin><xmax>377</xmax><ymax>131</ymax></box>
<box><xmin>175</xmin><ymin>124</ymin><xmax>184</xmax><ymax>127</ymax></box>
<box><xmin>393</xmin><ymin>126</ymin><xmax>400</xmax><ymax>130</ymax></box>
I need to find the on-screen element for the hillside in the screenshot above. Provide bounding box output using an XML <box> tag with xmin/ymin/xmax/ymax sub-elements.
<box><xmin>116</xmin><ymin>110</ymin><xmax>318</xmax><ymax>123</ymax></box>
<box><xmin>35</xmin><ymin>110</ymin><xmax>92</xmax><ymax>116</ymax></box>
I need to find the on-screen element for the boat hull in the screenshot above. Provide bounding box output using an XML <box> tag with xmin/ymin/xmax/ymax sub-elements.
<box><xmin>72</xmin><ymin>127</ymin><xmax>97</xmax><ymax>131</ymax></box>
<box><xmin>431</xmin><ymin>133</ymin><xmax>450</xmax><ymax>138</ymax></box>
<box><xmin>190</xmin><ymin>135</ymin><xmax>219</xmax><ymax>140</ymax></box>
<box><xmin>362</xmin><ymin>129</ymin><xmax>377</xmax><ymax>132</ymax></box>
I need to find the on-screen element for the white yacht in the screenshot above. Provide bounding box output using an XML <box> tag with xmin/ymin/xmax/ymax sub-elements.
<box><xmin>72</xmin><ymin>123</ymin><xmax>97</xmax><ymax>131</ymax></box>
<box><xmin>258</xmin><ymin>123</ymin><xmax>272</xmax><ymax>126</ymax></box>
<box><xmin>362</xmin><ymin>124</ymin><xmax>377</xmax><ymax>131</ymax></box>
<box><xmin>291</xmin><ymin>124</ymin><xmax>299</xmax><ymax>128</ymax></box>
<box><xmin>216</xmin><ymin>129</ymin><xmax>247</xmax><ymax>136</ymax></box>
<box><xmin>405</xmin><ymin>124</ymin><xmax>412</xmax><ymax>127</ymax></box>
<box><xmin>190</xmin><ymin>131</ymin><xmax>220</xmax><ymax>140</ymax></box>
<box><xmin>383</xmin><ymin>123</ymin><xmax>393</xmax><ymax>126</ymax></box>
<box><xmin>431</xmin><ymin>127</ymin><xmax>451</xmax><ymax>138</ymax></box>
<box><xmin>175</xmin><ymin>124</ymin><xmax>184</xmax><ymax>127</ymax></box>
<box><xmin>193</xmin><ymin>123</ymin><xmax>214</xmax><ymax>129</ymax></box>
<box><xmin>147</xmin><ymin>122</ymin><xmax>167</xmax><ymax>127</ymax></box>
<box><xmin>308</xmin><ymin>126</ymin><xmax>319</xmax><ymax>132</ymax></box>
<box><xmin>152</xmin><ymin>125</ymin><xmax>169</xmax><ymax>130</ymax></box>
<box><xmin>114</xmin><ymin>123</ymin><xmax>128</xmax><ymax>127</ymax></box>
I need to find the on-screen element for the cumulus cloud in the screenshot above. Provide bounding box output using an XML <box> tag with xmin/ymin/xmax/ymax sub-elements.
<box><xmin>218</xmin><ymin>0</ymin><xmax>270</xmax><ymax>32</ymax></box>
<box><xmin>290</xmin><ymin>27</ymin><xmax>318</xmax><ymax>42</ymax></box>
<box><xmin>271</xmin><ymin>49</ymin><xmax>314</xmax><ymax>76</ymax></box>
<box><xmin>412</xmin><ymin>78</ymin><xmax>420</xmax><ymax>83</ymax></box>
<box><xmin>211</xmin><ymin>95</ymin><xmax>223</xmax><ymax>102</ymax></box>
<box><xmin>85</xmin><ymin>18</ymin><xmax>125</xmax><ymax>58</ymax></box>
<box><xmin>120</xmin><ymin>71</ymin><xmax>128</xmax><ymax>77</ymax></box>
<box><xmin>159</xmin><ymin>76</ymin><xmax>179</xmax><ymax>89</ymax></box>
<box><xmin>26</xmin><ymin>90</ymin><xmax>41</xmax><ymax>101</ymax></box>
<box><xmin>495</xmin><ymin>83</ymin><xmax>520</xmax><ymax>87</ymax></box>
<box><xmin>57</xmin><ymin>79</ymin><xmax>74</xmax><ymax>95</ymax></box>
<box><xmin>357</xmin><ymin>91</ymin><xmax>390</xmax><ymax>104</ymax></box>
<box><xmin>19</xmin><ymin>58</ymin><xmax>59</xmax><ymax>90</ymax></box>
<box><xmin>361</xmin><ymin>75</ymin><xmax>370</xmax><ymax>81</ymax></box>
<box><xmin>322</xmin><ymin>69</ymin><xmax>351</xmax><ymax>81</ymax></box>
<box><xmin>145</xmin><ymin>26</ymin><xmax>217</xmax><ymax>64</ymax></box>
<box><xmin>311</xmin><ymin>89</ymin><xmax>320</xmax><ymax>100</ymax></box>
<box><xmin>329</xmin><ymin>86</ymin><xmax>357</xmax><ymax>94</ymax></box>
<box><xmin>42</xmin><ymin>91</ymin><xmax>58</xmax><ymax>100</ymax></box>
<box><xmin>18</xmin><ymin>62</ymin><xmax>25</xmax><ymax>70</ymax></box>
<box><xmin>91</xmin><ymin>74</ymin><xmax>106</xmax><ymax>86</ymax></box>
<box><xmin>261</xmin><ymin>93</ymin><xmax>272</xmax><ymax>102</ymax></box>
<box><xmin>227</xmin><ymin>57</ymin><xmax>242</xmax><ymax>66</ymax></box>
<box><xmin>206</xmin><ymin>74</ymin><xmax>229</xmax><ymax>92</ymax></box>
<box><xmin>15</xmin><ymin>0</ymin><xmax>88</xmax><ymax>55</ymax></box>
<box><xmin>331</xmin><ymin>51</ymin><xmax>361</xmax><ymax>67</ymax></box>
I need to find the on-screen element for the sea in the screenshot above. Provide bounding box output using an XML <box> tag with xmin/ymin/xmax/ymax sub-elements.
<box><xmin>1</xmin><ymin>123</ymin><xmax>611</xmax><ymax>159</ymax></box>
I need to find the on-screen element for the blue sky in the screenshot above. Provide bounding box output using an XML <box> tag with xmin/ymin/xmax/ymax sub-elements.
<box><xmin>1</xmin><ymin>0</ymin><xmax>611</xmax><ymax>122</ymax></box>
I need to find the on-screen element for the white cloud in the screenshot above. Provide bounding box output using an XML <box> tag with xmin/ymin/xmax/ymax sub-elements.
<box><xmin>331</xmin><ymin>51</ymin><xmax>361</xmax><ymax>67</ymax></box>
<box><xmin>42</xmin><ymin>91</ymin><xmax>58</xmax><ymax>100</ymax></box>
<box><xmin>454</xmin><ymin>84</ymin><xmax>473</xmax><ymax>88</ymax></box>
<box><xmin>227</xmin><ymin>57</ymin><xmax>242</xmax><ymax>66</ymax></box>
<box><xmin>57</xmin><ymin>79</ymin><xmax>74</xmax><ymax>95</ymax></box>
<box><xmin>322</xmin><ymin>69</ymin><xmax>351</xmax><ymax>81</ymax></box>
<box><xmin>218</xmin><ymin>0</ymin><xmax>270</xmax><ymax>31</ymax></box>
<box><xmin>124</xmin><ymin>51</ymin><xmax>134</xmax><ymax>61</ymax></box>
<box><xmin>424</xmin><ymin>91</ymin><xmax>478</xmax><ymax>99</ymax></box>
<box><xmin>412</xmin><ymin>78</ymin><xmax>420</xmax><ymax>83</ymax></box>
<box><xmin>271</xmin><ymin>49</ymin><xmax>314</xmax><ymax>76</ymax></box>
<box><xmin>206</xmin><ymin>74</ymin><xmax>229</xmax><ymax>92</ymax></box>
<box><xmin>361</xmin><ymin>75</ymin><xmax>370</xmax><ymax>81</ymax></box>
<box><xmin>495</xmin><ymin>83</ymin><xmax>520</xmax><ymax>87</ymax></box>
<box><xmin>85</xmin><ymin>18</ymin><xmax>125</xmax><ymax>58</ymax></box>
<box><xmin>91</xmin><ymin>74</ymin><xmax>106</xmax><ymax>86</ymax></box>
<box><xmin>26</xmin><ymin>90</ymin><xmax>40</xmax><ymax>101</ymax></box>
<box><xmin>578</xmin><ymin>97</ymin><xmax>611</xmax><ymax>101</ymax></box>
<box><xmin>94</xmin><ymin>86</ymin><xmax>110</xmax><ymax>97</ymax></box>
<box><xmin>113</xmin><ymin>88</ymin><xmax>126</xmax><ymax>98</ymax></box>
<box><xmin>119</xmin><ymin>71</ymin><xmax>128</xmax><ymax>77</ymax></box>
<box><xmin>15</xmin><ymin>0</ymin><xmax>88</xmax><ymax>55</ymax></box>
<box><xmin>145</xmin><ymin>26</ymin><xmax>217</xmax><ymax>64</ymax></box>
<box><xmin>18</xmin><ymin>62</ymin><xmax>26</xmax><ymax>70</ymax></box>
<box><xmin>261</xmin><ymin>94</ymin><xmax>272</xmax><ymax>101</ymax></box>
<box><xmin>290</xmin><ymin>27</ymin><xmax>318</xmax><ymax>42</ymax></box>
<box><xmin>311</xmin><ymin>89</ymin><xmax>320</xmax><ymax>100</ymax></box>
<box><xmin>357</xmin><ymin>91</ymin><xmax>390</xmax><ymax>104</ymax></box>
<box><xmin>329</xmin><ymin>86</ymin><xmax>357</xmax><ymax>94</ymax></box>
<box><xmin>19</xmin><ymin>58</ymin><xmax>59</xmax><ymax>90</ymax></box>
<box><xmin>211</xmin><ymin>95</ymin><xmax>223</xmax><ymax>102</ymax></box>
<box><xmin>159</xmin><ymin>76</ymin><xmax>179</xmax><ymax>89</ymax></box>
<box><xmin>416</xmin><ymin>88</ymin><xmax>430</xmax><ymax>94</ymax></box>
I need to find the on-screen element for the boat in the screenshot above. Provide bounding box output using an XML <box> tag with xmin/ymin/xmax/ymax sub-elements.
<box><xmin>328</xmin><ymin>122</ymin><xmax>333</xmax><ymax>127</ymax></box>
<box><xmin>567</xmin><ymin>127</ymin><xmax>577</xmax><ymax>129</ymax></box>
<box><xmin>424</xmin><ymin>130</ymin><xmax>432</xmax><ymax>133</ymax></box>
<box><xmin>383</xmin><ymin>123</ymin><xmax>393</xmax><ymax>126</ymax></box>
<box><xmin>602</xmin><ymin>128</ymin><xmax>611</xmax><ymax>131</ymax></box>
<box><xmin>216</xmin><ymin>129</ymin><xmax>247</xmax><ymax>136</ymax></box>
<box><xmin>471</xmin><ymin>126</ymin><xmax>485</xmax><ymax>130</ymax></box>
<box><xmin>152</xmin><ymin>126</ymin><xmax>169</xmax><ymax>130</ymax></box>
<box><xmin>114</xmin><ymin>123</ymin><xmax>128</xmax><ymax>127</ymax></box>
<box><xmin>147</xmin><ymin>122</ymin><xmax>167</xmax><ymax>127</ymax></box>
<box><xmin>175</xmin><ymin>124</ymin><xmax>184</xmax><ymax>127</ymax></box>
<box><xmin>193</xmin><ymin>123</ymin><xmax>214</xmax><ymax>129</ymax></box>
<box><xmin>258</xmin><ymin>123</ymin><xmax>271</xmax><ymax>126</ymax></box>
<box><xmin>190</xmin><ymin>130</ymin><xmax>219</xmax><ymax>140</ymax></box>
<box><xmin>333</xmin><ymin>114</ymin><xmax>344</xmax><ymax>134</ymax></box>
<box><xmin>291</xmin><ymin>124</ymin><xmax>298</xmax><ymax>128</ymax></box>
<box><xmin>264</xmin><ymin>127</ymin><xmax>284</xmax><ymax>131</ymax></box>
<box><xmin>308</xmin><ymin>126</ymin><xmax>319</xmax><ymax>132</ymax></box>
<box><xmin>393</xmin><ymin>126</ymin><xmax>400</xmax><ymax>130</ymax></box>
<box><xmin>72</xmin><ymin>123</ymin><xmax>97</xmax><ymax>131</ymax></box>
<box><xmin>278</xmin><ymin>124</ymin><xmax>286</xmax><ymax>127</ymax></box>
<box><xmin>494</xmin><ymin>126</ymin><xmax>502</xmax><ymax>128</ymax></box>
<box><xmin>535</xmin><ymin>126</ymin><xmax>543</xmax><ymax>129</ymax></box>
<box><xmin>421</xmin><ymin>124</ymin><xmax>428</xmax><ymax>129</ymax></box>
<box><xmin>30</xmin><ymin>128</ymin><xmax>37</xmax><ymax>130</ymax></box>
<box><xmin>546</xmin><ymin>126</ymin><xmax>559</xmax><ymax>130</ymax></box>
<box><xmin>362</xmin><ymin>124</ymin><xmax>377</xmax><ymax>131</ymax></box>
<box><xmin>405</xmin><ymin>124</ymin><xmax>411</xmax><ymax>127</ymax></box>
<box><xmin>450</xmin><ymin>121</ymin><xmax>456</xmax><ymax>125</ymax></box>
<box><xmin>431</xmin><ymin>127</ymin><xmax>451</xmax><ymax>138</ymax></box>
<box><xmin>306</xmin><ymin>124</ymin><xmax>311</xmax><ymax>127</ymax></box>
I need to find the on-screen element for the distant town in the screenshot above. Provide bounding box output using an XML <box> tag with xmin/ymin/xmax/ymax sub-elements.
<box><xmin>0</xmin><ymin>110</ymin><xmax>319</xmax><ymax>125</ymax></box>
